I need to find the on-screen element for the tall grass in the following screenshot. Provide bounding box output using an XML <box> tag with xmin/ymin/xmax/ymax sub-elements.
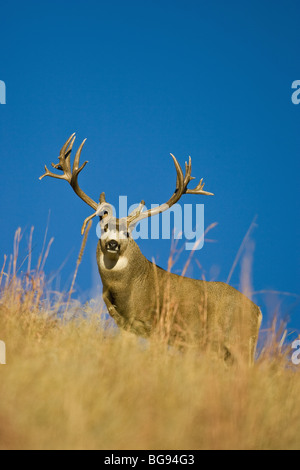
<box><xmin>0</xmin><ymin>229</ymin><xmax>299</xmax><ymax>450</ymax></box>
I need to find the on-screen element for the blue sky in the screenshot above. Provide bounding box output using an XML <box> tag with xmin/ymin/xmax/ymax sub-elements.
<box><xmin>0</xmin><ymin>0</ymin><xmax>299</xmax><ymax>333</ymax></box>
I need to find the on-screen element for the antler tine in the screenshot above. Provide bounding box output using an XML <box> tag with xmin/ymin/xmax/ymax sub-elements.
<box><xmin>170</xmin><ymin>153</ymin><xmax>185</xmax><ymax>196</ymax></box>
<box><xmin>61</xmin><ymin>132</ymin><xmax>76</xmax><ymax>155</ymax></box>
<box><xmin>72</xmin><ymin>138</ymin><xmax>88</xmax><ymax>175</ymax></box>
<box><xmin>183</xmin><ymin>156</ymin><xmax>195</xmax><ymax>187</ymax></box>
<box><xmin>183</xmin><ymin>156</ymin><xmax>214</xmax><ymax>196</ymax></box>
<box><xmin>63</xmin><ymin>134</ymin><xmax>76</xmax><ymax>175</ymax></box>
<box><xmin>186</xmin><ymin>176</ymin><xmax>214</xmax><ymax>196</ymax></box>
<box><xmin>39</xmin><ymin>165</ymin><xmax>66</xmax><ymax>181</ymax></box>
<box><xmin>40</xmin><ymin>133</ymin><xmax>98</xmax><ymax>213</ymax></box>
<box><xmin>52</xmin><ymin>133</ymin><xmax>76</xmax><ymax>173</ymax></box>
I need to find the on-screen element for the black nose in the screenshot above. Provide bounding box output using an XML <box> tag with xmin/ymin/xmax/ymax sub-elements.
<box><xmin>106</xmin><ymin>240</ymin><xmax>119</xmax><ymax>251</ymax></box>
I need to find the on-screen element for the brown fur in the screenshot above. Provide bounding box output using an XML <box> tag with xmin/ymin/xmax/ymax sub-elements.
<box><xmin>97</xmin><ymin>234</ymin><xmax>262</xmax><ymax>365</ymax></box>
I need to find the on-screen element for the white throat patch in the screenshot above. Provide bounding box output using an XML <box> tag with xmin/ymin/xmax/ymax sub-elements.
<box><xmin>100</xmin><ymin>253</ymin><xmax>128</xmax><ymax>271</ymax></box>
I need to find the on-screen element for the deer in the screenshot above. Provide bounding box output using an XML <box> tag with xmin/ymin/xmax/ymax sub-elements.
<box><xmin>40</xmin><ymin>133</ymin><xmax>262</xmax><ymax>365</ymax></box>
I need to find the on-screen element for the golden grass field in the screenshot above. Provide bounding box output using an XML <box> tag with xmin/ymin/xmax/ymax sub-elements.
<box><xmin>0</xmin><ymin>229</ymin><xmax>299</xmax><ymax>450</ymax></box>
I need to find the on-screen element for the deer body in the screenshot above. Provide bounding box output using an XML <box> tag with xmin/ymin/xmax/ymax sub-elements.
<box><xmin>97</xmin><ymin>236</ymin><xmax>262</xmax><ymax>363</ymax></box>
<box><xmin>40</xmin><ymin>134</ymin><xmax>262</xmax><ymax>364</ymax></box>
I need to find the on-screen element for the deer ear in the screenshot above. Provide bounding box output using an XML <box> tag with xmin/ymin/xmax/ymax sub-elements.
<box><xmin>97</xmin><ymin>202</ymin><xmax>114</xmax><ymax>227</ymax></box>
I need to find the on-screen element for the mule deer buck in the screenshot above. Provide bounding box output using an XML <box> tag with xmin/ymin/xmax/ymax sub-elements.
<box><xmin>40</xmin><ymin>134</ymin><xmax>262</xmax><ymax>364</ymax></box>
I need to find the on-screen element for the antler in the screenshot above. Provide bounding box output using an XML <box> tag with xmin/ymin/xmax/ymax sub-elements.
<box><xmin>127</xmin><ymin>154</ymin><xmax>214</xmax><ymax>227</ymax></box>
<box><xmin>40</xmin><ymin>133</ymin><xmax>98</xmax><ymax>211</ymax></box>
<box><xmin>40</xmin><ymin>137</ymin><xmax>213</xmax><ymax>235</ymax></box>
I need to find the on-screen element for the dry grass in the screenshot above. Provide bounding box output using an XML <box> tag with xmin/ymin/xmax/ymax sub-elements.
<box><xmin>0</xmin><ymin>229</ymin><xmax>299</xmax><ymax>450</ymax></box>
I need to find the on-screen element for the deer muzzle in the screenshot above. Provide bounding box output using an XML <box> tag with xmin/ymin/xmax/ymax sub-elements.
<box><xmin>106</xmin><ymin>240</ymin><xmax>120</xmax><ymax>253</ymax></box>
